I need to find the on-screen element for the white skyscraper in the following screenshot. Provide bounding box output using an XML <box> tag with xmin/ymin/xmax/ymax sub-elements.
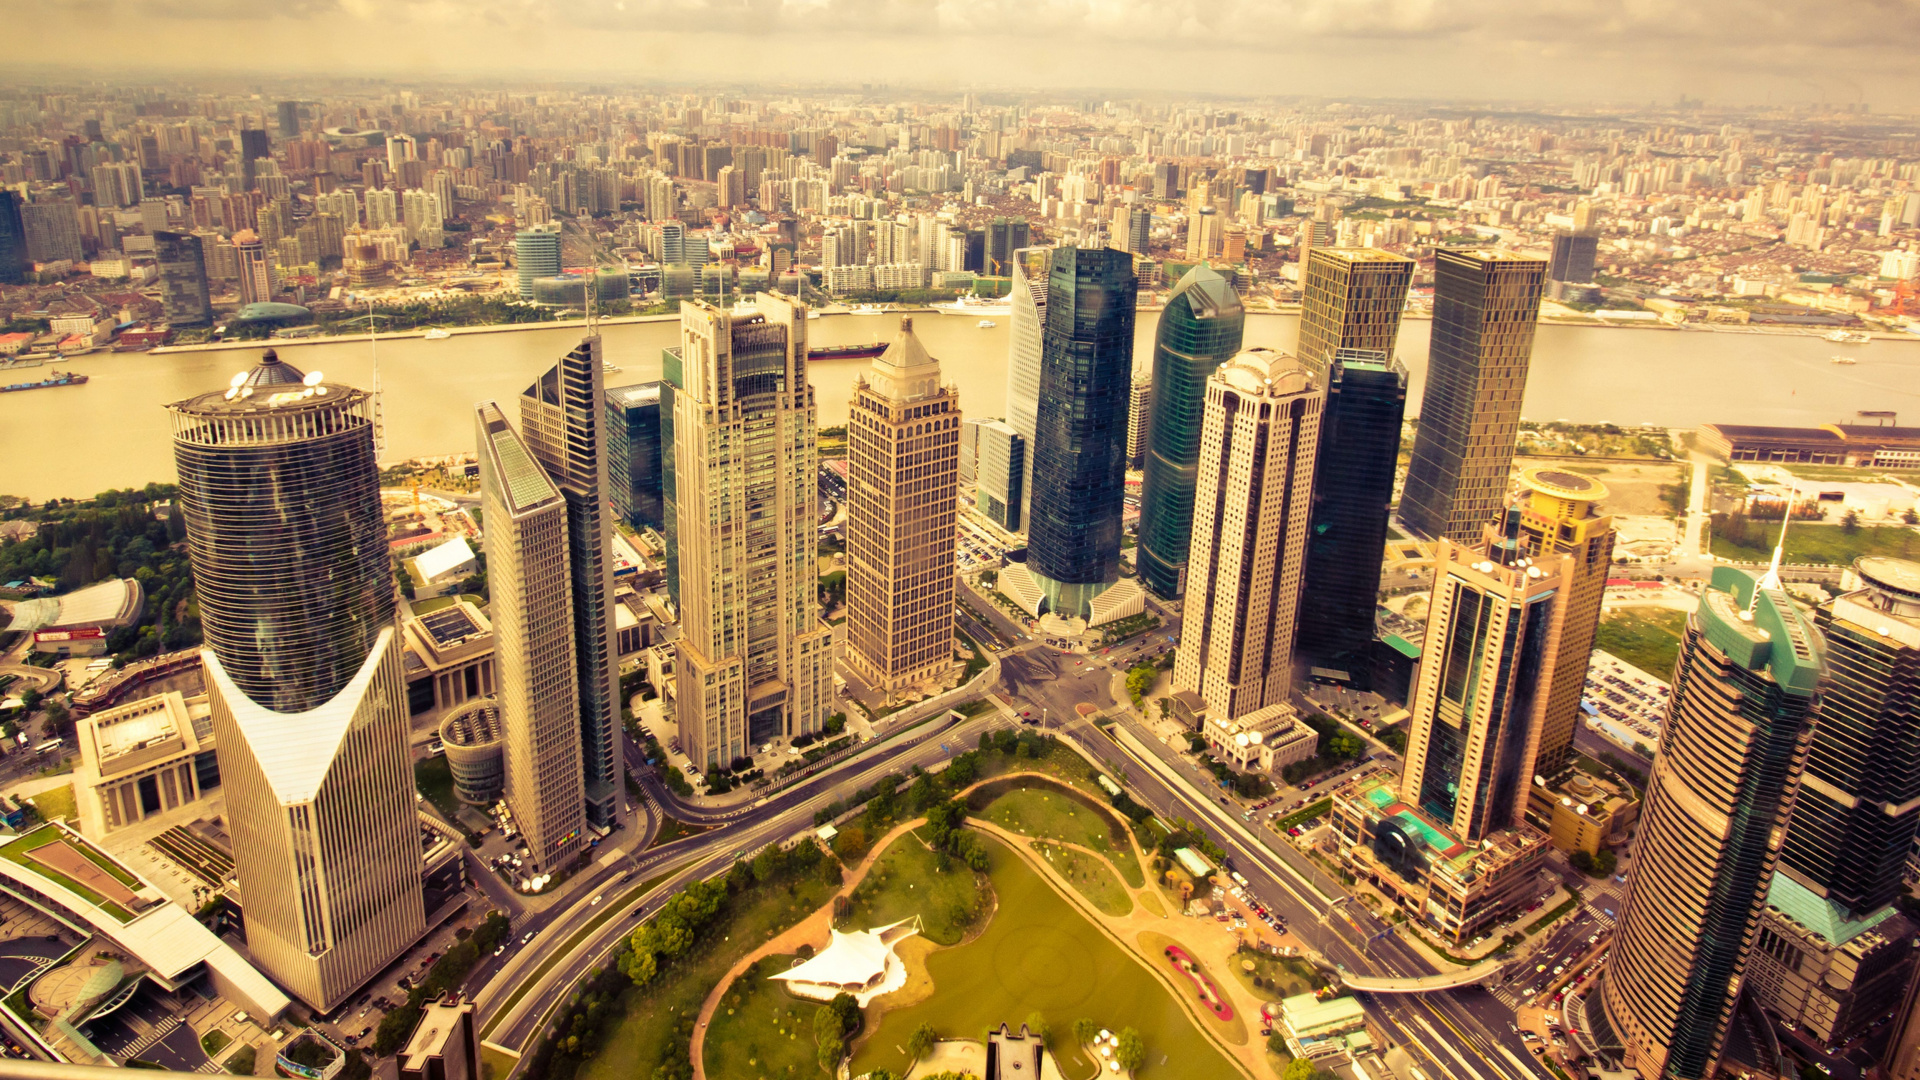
<box><xmin>1003</xmin><ymin>247</ymin><xmax>1050</xmax><ymax>530</ymax></box>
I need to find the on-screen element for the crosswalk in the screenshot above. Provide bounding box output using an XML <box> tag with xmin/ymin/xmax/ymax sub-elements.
<box><xmin>116</xmin><ymin>1017</ymin><xmax>179</xmax><ymax>1060</ymax></box>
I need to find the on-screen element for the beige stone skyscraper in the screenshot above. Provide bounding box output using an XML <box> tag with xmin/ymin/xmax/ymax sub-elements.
<box><xmin>667</xmin><ymin>294</ymin><xmax>834</xmax><ymax>773</ymax></box>
<box><xmin>1514</xmin><ymin>468</ymin><xmax>1615</xmax><ymax>773</ymax></box>
<box><xmin>1295</xmin><ymin>247</ymin><xmax>1414</xmax><ymax>377</ymax></box>
<box><xmin>846</xmin><ymin>318</ymin><xmax>962</xmax><ymax>696</ymax></box>
<box><xmin>1173</xmin><ymin>348</ymin><xmax>1322</xmax><ymax>721</ymax></box>
<box><xmin>476</xmin><ymin>401</ymin><xmax>585</xmax><ymax>872</ymax></box>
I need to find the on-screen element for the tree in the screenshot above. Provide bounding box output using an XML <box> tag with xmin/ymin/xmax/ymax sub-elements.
<box><xmin>1842</xmin><ymin>509</ymin><xmax>1861</xmax><ymax>535</ymax></box>
<box><xmin>907</xmin><ymin>1022</ymin><xmax>938</xmax><ymax>1061</ymax></box>
<box><xmin>1114</xmin><ymin>1028</ymin><xmax>1146</xmax><ymax>1071</ymax></box>
<box><xmin>1284</xmin><ymin>1056</ymin><xmax>1319</xmax><ymax>1080</ymax></box>
<box><xmin>1074</xmin><ymin>1018</ymin><xmax>1099</xmax><ymax>1047</ymax></box>
<box><xmin>817</xmin><ymin>1031</ymin><xmax>845</xmax><ymax>1075</ymax></box>
<box><xmin>1025</xmin><ymin>1011</ymin><xmax>1050</xmax><ymax>1048</ymax></box>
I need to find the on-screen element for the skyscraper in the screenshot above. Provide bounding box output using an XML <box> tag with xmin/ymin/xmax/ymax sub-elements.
<box><xmin>1600</xmin><ymin>565</ymin><xmax>1820</xmax><ymax>1080</ymax></box>
<box><xmin>1172</xmin><ymin>348</ymin><xmax>1321</xmax><ymax>721</ymax></box>
<box><xmin>1136</xmin><ymin>264</ymin><xmax>1245</xmax><ymax>598</ymax></box>
<box><xmin>1400</xmin><ymin>250</ymin><xmax>1548</xmax><ymax>541</ymax></box>
<box><xmin>985</xmin><ymin>218</ymin><xmax>1031</xmax><ymax>277</ymax></box>
<box><xmin>476</xmin><ymin>402</ymin><xmax>586</xmax><ymax>872</ymax></box>
<box><xmin>234</xmin><ymin>229</ymin><xmax>272</xmax><ymax>306</ymax></box>
<box><xmin>1003</xmin><ymin>247</ymin><xmax>1050</xmax><ymax>530</ymax></box>
<box><xmin>1513</xmin><ymin>469</ymin><xmax>1615</xmax><ymax>772</ymax></box>
<box><xmin>516</xmin><ymin>226</ymin><xmax>562</xmax><ymax>299</ymax></box>
<box><xmin>1126</xmin><ymin>207</ymin><xmax>1151</xmax><ymax>256</ymax></box>
<box><xmin>168</xmin><ymin>351</ymin><xmax>424</xmax><ymax>1011</ymax></box>
<box><xmin>666</xmin><ymin>295</ymin><xmax>834</xmax><ymax>772</ymax></box>
<box><xmin>239</xmin><ymin>128</ymin><xmax>271</xmax><ymax>191</ymax></box>
<box><xmin>155</xmin><ymin>230</ymin><xmax>213</xmax><ymax>327</ymax></box>
<box><xmin>1296</xmin><ymin>349</ymin><xmax>1409</xmax><ymax>682</ymax></box>
<box><xmin>0</xmin><ymin>191</ymin><xmax>29</xmax><ymax>284</ymax></box>
<box><xmin>277</xmin><ymin>101</ymin><xmax>300</xmax><ymax>138</ymax></box>
<box><xmin>1294</xmin><ymin>247</ymin><xmax>1413</xmax><ymax>378</ymax></box>
<box><xmin>21</xmin><ymin>199</ymin><xmax>83</xmax><ymax>264</ymax></box>
<box><xmin>1400</xmin><ymin>510</ymin><xmax>1569</xmax><ymax>843</ymax></box>
<box><xmin>971</xmin><ymin>420</ymin><xmax>1024</xmax><ymax>533</ymax></box>
<box><xmin>606</xmin><ymin>382</ymin><xmax>665</xmax><ymax>531</ymax></box>
<box><xmin>520</xmin><ymin>338</ymin><xmax>620</xmax><ymax>832</ymax></box>
<box><xmin>845</xmin><ymin>318</ymin><xmax>961</xmax><ymax>695</ymax></box>
<box><xmin>1548</xmin><ymin>229</ymin><xmax>1599</xmax><ymax>284</ymax></box>
<box><xmin>1025</xmin><ymin>246</ymin><xmax>1138</xmax><ymax>619</ymax></box>
<box><xmin>1126</xmin><ymin>378</ymin><xmax>1153</xmax><ymax>469</ymax></box>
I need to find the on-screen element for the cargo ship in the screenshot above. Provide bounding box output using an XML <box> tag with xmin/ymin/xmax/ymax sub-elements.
<box><xmin>1</xmin><ymin>371</ymin><xmax>89</xmax><ymax>393</ymax></box>
<box><xmin>808</xmin><ymin>342</ymin><xmax>888</xmax><ymax>362</ymax></box>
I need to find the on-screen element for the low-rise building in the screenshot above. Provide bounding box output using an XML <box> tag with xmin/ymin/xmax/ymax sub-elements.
<box><xmin>401</xmin><ymin>602</ymin><xmax>495</xmax><ymax>715</ymax></box>
<box><xmin>1525</xmin><ymin>770</ymin><xmax>1636</xmax><ymax>857</ymax></box>
<box><xmin>1698</xmin><ymin>423</ymin><xmax>1920</xmax><ymax>469</ymax></box>
<box><xmin>1331</xmin><ymin>775</ymin><xmax>1551</xmax><ymax>945</ymax></box>
<box><xmin>404</xmin><ymin>537</ymin><xmax>478</xmax><ymax>600</ymax></box>
<box><xmin>1200</xmin><ymin>701</ymin><xmax>1319</xmax><ymax>773</ymax></box>
<box><xmin>6</xmin><ymin>578</ymin><xmax>144</xmax><ymax>657</ymax></box>
<box><xmin>1278</xmin><ymin>993</ymin><xmax>1371</xmax><ymax>1062</ymax></box>
<box><xmin>71</xmin><ymin>691</ymin><xmax>219</xmax><ymax>838</ymax></box>
<box><xmin>400</xmin><ymin>997</ymin><xmax>482</xmax><ymax>1080</ymax></box>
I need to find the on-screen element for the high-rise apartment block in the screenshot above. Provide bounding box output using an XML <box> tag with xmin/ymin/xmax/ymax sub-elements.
<box><xmin>1296</xmin><ymin>349</ymin><xmax>1409</xmax><ymax>682</ymax></box>
<box><xmin>606</xmin><ymin>382</ymin><xmax>665</xmax><ymax>531</ymax></box>
<box><xmin>1003</xmin><ymin>247</ymin><xmax>1049</xmax><ymax>529</ymax></box>
<box><xmin>1295</xmin><ymin>247</ymin><xmax>1413</xmax><ymax>377</ymax></box>
<box><xmin>1126</xmin><ymin>377</ymin><xmax>1153</xmax><ymax>469</ymax></box>
<box><xmin>1513</xmin><ymin>469</ymin><xmax>1615</xmax><ymax>772</ymax></box>
<box><xmin>1400</xmin><ymin>250</ymin><xmax>1548</xmax><ymax>541</ymax></box>
<box><xmin>475</xmin><ymin>402</ymin><xmax>586</xmax><ymax>872</ymax></box>
<box><xmin>155</xmin><ymin>230</ymin><xmax>213</xmax><ymax>327</ymax></box>
<box><xmin>985</xmin><ymin>218</ymin><xmax>1031</xmax><ymax>277</ymax></box>
<box><xmin>666</xmin><ymin>295</ymin><xmax>834</xmax><ymax>771</ymax></box>
<box><xmin>520</xmin><ymin>338</ymin><xmax>620</xmax><ymax>831</ymax></box>
<box><xmin>168</xmin><ymin>351</ymin><xmax>424</xmax><ymax>1011</ymax></box>
<box><xmin>970</xmin><ymin>420</ymin><xmax>1024</xmax><ymax>533</ymax></box>
<box><xmin>1172</xmin><ymin>348</ymin><xmax>1321</xmax><ymax>721</ymax></box>
<box><xmin>845</xmin><ymin>319</ymin><xmax>961</xmax><ymax>695</ymax></box>
<box><xmin>1601</xmin><ymin>566</ymin><xmax>1820</xmax><ymax>1080</ymax></box>
<box><xmin>1136</xmin><ymin>264</ymin><xmax>1245</xmax><ymax>598</ymax></box>
<box><xmin>1021</xmin><ymin>246</ymin><xmax>1139</xmax><ymax>620</ymax></box>
<box><xmin>1126</xmin><ymin>207</ymin><xmax>1151</xmax><ymax>255</ymax></box>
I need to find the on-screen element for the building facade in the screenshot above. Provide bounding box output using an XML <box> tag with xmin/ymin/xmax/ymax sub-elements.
<box><xmin>1026</xmin><ymin>245</ymin><xmax>1138</xmax><ymax>619</ymax></box>
<box><xmin>666</xmin><ymin>295</ymin><xmax>834</xmax><ymax>772</ymax></box>
<box><xmin>1127</xmin><ymin>378</ymin><xmax>1153</xmax><ymax>469</ymax></box>
<box><xmin>519</xmin><ymin>338</ymin><xmax>620</xmax><ymax>832</ymax></box>
<box><xmin>0</xmin><ymin>191</ymin><xmax>29</xmax><ymax>284</ymax></box>
<box><xmin>1513</xmin><ymin>469</ymin><xmax>1616</xmax><ymax>773</ymax></box>
<box><xmin>155</xmin><ymin>230</ymin><xmax>213</xmax><ymax>327</ymax></box>
<box><xmin>1294</xmin><ymin>247</ymin><xmax>1413</xmax><ymax>377</ymax></box>
<box><xmin>1296</xmin><ymin>349</ymin><xmax>1409</xmax><ymax>683</ymax></box>
<box><xmin>1599</xmin><ymin>566</ymin><xmax>1820</xmax><ymax>1080</ymax></box>
<box><xmin>1135</xmin><ymin>264</ymin><xmax>1246</xmax><ymax>598</ymax></box>
<box><xmin>1400</xmin><ymin>250</ymin><xmax>1548</xmax><ymax>541</ymax></box>
<box><xmin>515</xmin><ymin>226</ymin><xmax>562</xmax><ymax>299</ymax></box>
<box><xmin>234</xmin><ymin>229</ymin><xmax>273</xmax><ymax>306</ymax></box>
<box><xmin>971</xmin><ymin>420</ymin><xmax>1024</xmax><ymax>533</ymax></box>
<box><xmin>168</xmin><ymin>351</ymin><xmax>424</xmax><ymax>1012</ymax></box>
<box><xmin>476</xmin><ymin>402</ymin><xmax>586</xmax><ymax>872</ymax></box>
<box><xmin>1002</xmin><ymin>247</ymin><xmax>1049</xmax><ymax>529</ymax></box>
<box><xmin>1172</xmin><ymin>348</ymin><xmax>1321</xmax><ymax>722</ymax></box>
<box><xmin>845</xmin><ymin>318</ymin><xmax>961</xmax><ymax>694</ymax></box>
<box><xmin>606</xmin><ymin>382</ymin><xmax>665</xmax><ymax>531</ymax></box>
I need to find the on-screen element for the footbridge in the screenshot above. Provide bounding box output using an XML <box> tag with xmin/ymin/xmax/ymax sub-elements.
<box><xmin>1337</xmin><ymin>954</ymin><xmax>1510</xmax><ymax>993</ymax></box>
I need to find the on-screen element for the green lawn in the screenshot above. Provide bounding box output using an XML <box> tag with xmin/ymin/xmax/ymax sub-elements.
<box><xmin>848</xmin><ymin>833</ymin><xmax>1237</xmax><ymax>1080</ymax></box>
<box><xmin>0</xmin><ymin>826</ymin><xmax>137</xmax><ymax>921</ymax></box>
<box><xmin>1224</xmin><ymin>948</ymin><xmax>1326</xmax><ymax>1000</ymax></box>
<box><xmin>1595</xmin><ymin>608</ymin><xmax>1689</xmax><ymax>679</ymax></box>
<box><xmin>648</xmin><ymin>816</ymin><xmax>710</xmax><ymax>849</ymax></box>
<box><xmin>842</xmin><ymin>828</ymin><xmax>989</xmax><ymax>946</ymax></box>
<box><xmin>1777</xmin><ymin>463</ymin><xmax>1920</xmax><ymax>484</ymax></box>
<box><xmin>1031</xmin><ymin>841</ymin><xmax>1132</xmax><ymax>917</ymax></box>
<box><xmin>1710</xmin><ymin>523</ymin><xmax>1920</xmax><ymax>566</ymax></box>
<box><xmin>702</xmin><ymin>955</ymin><xmax>825</xmax><ymax>1080</ymax></box>
<box><xmin>970</xmin><ymin>781</ymin><xmax>1145</xmax><ymax>887</ymax></box>
<box><xmin>576</xmin><ymin>876</ymin><xmax>837</xmax><ymax>1080</ymax></box>
<box><xmin>413</xmin><ymin>756</ymin><xmax>463</xmax><ymax>823</ymax></box>
<box><xmin>25</xmin><ymin>784</ymin><xmax>74</xmax><ymax>825</ymax></box>
<box><xmin>200</xmin><ymin>1030</ymin><xmax>232</xmax><ymax>1056</ymax></box>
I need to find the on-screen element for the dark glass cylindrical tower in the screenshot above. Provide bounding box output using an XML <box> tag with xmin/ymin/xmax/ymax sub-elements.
<box><xmin>1136</xmin><ymin>264</ymin><xmax>1243</xmax><ymax>598</ymax></box>
<box><xmin>167</xmin><ymin>350</ymin><xmax>393</xmax><ymax>713</ymax></box>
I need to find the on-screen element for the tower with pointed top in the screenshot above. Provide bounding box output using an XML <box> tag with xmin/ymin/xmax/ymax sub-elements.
<box><xmin>845</xmin><ymin>318</ymin><xmax>962</xmax><ymax>695</ymax></box>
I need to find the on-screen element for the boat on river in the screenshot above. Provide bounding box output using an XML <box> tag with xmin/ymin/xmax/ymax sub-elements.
<box><xmin>1824</xmin><ymin>329</ymin><xmax>1871</xmax><ymax>344</ymax></box>
<box><xmin>808</xmin><ymin>342</ymin><xmax>887</xmax><ymax>362</ymax></box>
<box><xmin>423</xmin><ymin>328</ymin><xmax>452</xmax><ymax>340</ymax></box>
<box><xmin>1830</xmin><ymin>355</ymin><xmax>1858</xmax><ymax>365</ymax></box>
<box><xmin>2</xmin><ymin>371</ymin><xmax>88</xmax><ymax>393</ymax></box>
<box><xmin>933</xmin><ymin>294</ymin><xmax>1012</xmax><ymax>317</ymax></box>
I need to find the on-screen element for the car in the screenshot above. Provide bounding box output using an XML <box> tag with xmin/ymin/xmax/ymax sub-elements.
<box><xmin>493</xmin><ymin>945</ymin><xmax>505</xmax><ymax>957</ymax></box>
<box><xmin>522</xmin><ymin>931</ymin><xmax>535</xmax><ymax>944</ymax></box>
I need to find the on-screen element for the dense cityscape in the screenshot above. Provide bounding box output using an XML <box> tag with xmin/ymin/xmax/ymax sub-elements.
<box><xmin>0</xmin><ymin>60</ymin><xmax>1916</xmax><ymax>1080</ymax></box>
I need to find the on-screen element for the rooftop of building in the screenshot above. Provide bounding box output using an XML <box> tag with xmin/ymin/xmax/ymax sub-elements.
<box><xmin>400</xmin><ymin>999</ymin><xmax>473</xmax><ymax>1070</ymax></box>
<box><xmin>415</xmin><ymin>603</ymin><xmax>488</xmax><ymax>650</ymax></box>
<box><xmin>1520</xmin><ymin>466</ymin><xmax>1608</xmax><ymax>504</ymax></box>
<box><xmin>1767</xmin><ymin>871</ymin><xmax>1901</xmax><ymax>947</ymax></box>
<box><xmin>409</xmin><ymin>536</ymin><xmax>475</xmax><ymax>584</ymax></box>
<box><xmin>5</xmin><ymin>577</ymin><xmax>142</xmax><ymax>634</ymax></box>
<box><xmin>1313</xmin><ymin>247</ymin><xmax>1415</xmax><ymax>265</ymax></box>
<box><xmin>1698</xmin><ymin>565</ymin><xmax>1823</xmax><ymax>693</ymax></box>
<box><xmin>607</xmin><ymin>380</ymin><xmax>663</xmax><ymax>406</ymax></box>
<box><xmin>169</xmin><ymin>350</ymin><xmax>370</xmax><ymax>418</ymax></box>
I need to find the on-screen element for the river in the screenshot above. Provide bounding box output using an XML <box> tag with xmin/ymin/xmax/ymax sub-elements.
<box><xmin>2</xmin><ymin>311</ymin><xmax>1918</xmax><ymax>502</ymax></box>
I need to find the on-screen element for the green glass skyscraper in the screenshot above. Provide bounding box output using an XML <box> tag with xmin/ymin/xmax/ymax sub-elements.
<box><xmin>1136</xmin><ymin>264</ymin><xmax>1244</xmax><ymax>597</ymax></box>
<box><xmin>1026</xmin><ymin>246</ymin><xmax>1138</xmax><ymax>619</ymax></box>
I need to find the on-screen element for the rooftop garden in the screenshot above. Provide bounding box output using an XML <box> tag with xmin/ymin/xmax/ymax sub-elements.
<box><xmin>0</xmin><ymin>824</ymin><xmax>144</xmax><ymax>923</ymax></box>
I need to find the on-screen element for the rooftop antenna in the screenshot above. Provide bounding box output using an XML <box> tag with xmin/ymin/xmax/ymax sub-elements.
<box><xmin>1754</xmin><ymin>480</ymin><xmax>1796</xmax><ymax>603</ymax></box>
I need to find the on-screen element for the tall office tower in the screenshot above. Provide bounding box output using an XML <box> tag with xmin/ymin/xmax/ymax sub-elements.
<box><xmin>1400</xmin><ymin>250</ymin><xmax>1548</xmax><ymax>542</ymax></box>
<box><xmin>1600</xmin><ymin>565</ymin><xmax>1820</xmax><ymax>1080</ymax></box>
<box><xmin>1135</xmin><ymin>265</ymin><xmax>1245</xmax><ymax>598</ymax></box>
<box><xmin>387</xmin><ymin>134</ymin><xmax>418</xmax><ymax>178</ymax></box>
<box><xmin>168</xmin><ymin>351</ymin><xmax>424</xmax><ymax>1012</ymax></box>
<box><xmin>985</xmin><ymin>218</ymin><xmax>1031</xmax><ymax>277</ymax></box>
<box><xmin>1003</xmin><ymin>247</ymin><xmax>1050</xmax><ymax>529</ymax></box>
<box><xmin>972</xmin><ymin>420</ymin><xmax>1024</xmax><ymax>533</ymax></box>
<box><xmin>516</xmin><ymin>226</ymin><xmax>562</xmax><ymax>299</ymax></box>
<box><xmin>1025</xmin><ymin>246</ymin><xmax>1138</xmax><ymax>619</ymax></box>
<box><xmin>239</xmin><ymin>128</ymin><xmax>271</xmax><ymax>190</ymax></box>
<box><xmin>155</xmin><ymin>230</ymin><xmax>213</xmax><ymax>327</ymax></box>
<box><xmin>277</xmin><ymin>101</ymin><xmax>300</xmax><ymax>138</ymax></box>
<box><xmin>1126</xmin><ymin>378</ymin><xmax>1153</xmax><ymax>469</ymax></box>
<box><xmin>0</xmin><ymin>191</ymin><xmax>30</xmax><ymax>284</ymax></box>
<box><xmin>1172</xmin><ymin>348</ymin><xmax>1321</xmax><ymax>720</ymax></box>
<box><xmin>1295</xmin><ymin>248</ymin><xmax>1414</xmax><ymax>378</ymax></box>
<box><xmin>519</xmin><ymin>338</ymin><xmax>620</xmax><ymax>832</ymax></box>
<box><xmin>234</xmin><ymin>230</ymin><xmax>272</xmax><ymax>305</ymax></box>
<box><xmin>1399</xmin><ymin>512</ymin><xmax>1569</xmax><ymax>843</ymax></box>
<box><xmin>1296</xmin><ymin>349</ymin><xmax>1408</xmax><ymax>681</ymax></box>
<box><xmin>1185</xmin><ymin>206</ymin><xmax>1219</xmax><ymax>260</ymax></box>
<box><xmin>21</xmin><ymin>199</ymin><xmax>84</xmax><ymax>264</ymax></box>
<box><xmin>1126</xmin><ymin>207</ymin><xmax>1151</xmax><ymax>256</ymax></box>
<box><xmin>1547</xmin><ymin>229</ymin><xmax>1599</xmax><ymax>283</ymax></box>
<box><xmin>1512</xmin><ymin>469</ymin><xmax>1614</xmax><ymax>771</ymax></box>
<box><xmin>845</xmin><ymin>319</ymin><xmax>962</xmax><ymax>695</ymax></box>
<box><xmin>606</xmin><ymin>382</ymin><xmax>665</xmax><ymax>530</ymax></box>
<box><xmin>666</xmin><ymin>295</ymin><xmax>834</xmax><ymax>772</ymax></box>
<box><xmin>475</xmin><ymin>403</ymin><xmax>586</xmax><ymax>871</ymax></box>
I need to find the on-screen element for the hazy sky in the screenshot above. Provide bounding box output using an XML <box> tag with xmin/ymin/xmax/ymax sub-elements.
<box><xmin>13</xmin><ymin>0</ymin><xmax>1920</xmax><ymax>107</ymax></box>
